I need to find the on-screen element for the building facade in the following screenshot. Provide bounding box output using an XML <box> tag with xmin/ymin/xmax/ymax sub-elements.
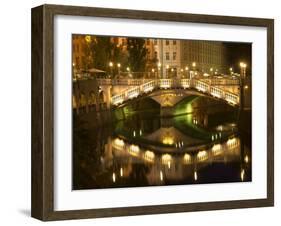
<box><xmin>151</xmin><ymin>39</ymin><xmax>228</xmax><ymax>78</ymax></box>
<box><xmin>72</xmin><ymin>35</ymin><xmax>228</xmax><ymax>78</ymax></box>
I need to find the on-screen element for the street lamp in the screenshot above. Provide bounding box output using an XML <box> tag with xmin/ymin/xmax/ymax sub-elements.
<box><xmin>214</xmin><ymin>69</ymin><xmax>218</xmax><ymax>76</ymax></box>
<box><xmin>109</xmin><ymin>62</ymin><xmax>113</xmax><ymax>77</ymax></box>
<box><xmin>240</xmin><ymin>62</ymin><xmax>247</xmax><ymax>79</ymax></box>
<box><xmin>152</xmin><ymin>68</ymin><xmax>155</xmax><ymax>78</ymax></box>
<box><xmin>184</xmin><ymin>66</ymin><xmax>189</xmax><ymax>79</ymax></box>
<box><xmin>117</xmin><ymin>63</ymin><xmax>121</xmax><ymax>76</ymax></box>
<box><xmin>158</xmin><ymin>62</ymin><xmax>162</xmax><ymax>78</ymax></box>
<box><xmin>126</xmin><ymin>67</ymin><xmax>130</xmax><ymax>79</ymax></box>
<box><xmin>239</xmin><ymin>62</ymin><xmax>247</xmax><ymax>113</ymax></box>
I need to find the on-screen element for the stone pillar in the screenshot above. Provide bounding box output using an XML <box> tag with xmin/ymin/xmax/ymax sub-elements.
<box><xmin>101</xmin><ymin>86</ymin><xmax>112</xmax><ymax>110</ymax></box>
<box><xmin>160</xmin><ymin>106</ymin><xmax>174</xmax><ymax>118</ymax></box>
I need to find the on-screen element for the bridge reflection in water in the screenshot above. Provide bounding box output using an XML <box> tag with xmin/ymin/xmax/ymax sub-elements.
<box><xmin>73</xmin><ymin>97</ymin><xmax>251</xmax><ymax>190</ymax></box>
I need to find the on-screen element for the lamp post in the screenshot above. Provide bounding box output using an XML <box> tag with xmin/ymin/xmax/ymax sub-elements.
<box><xmin>210</xmin><ymin>67</ymin><xmax>214</xmax><ymax>76</ymax></box>
<box><xmin>239</xmin><ymin>62</ymin><xmax>247</xmax><ymax>169</ymax></box>
<box><xmin>158</xmin><ymin>62</ymin><xmax>162</xmax><ymax>78</ymax></box>
<box><xmin>126</xmin><ymin>67</ymin><xmax>130</xmax><ymax>79</ymax></box>
<box><xmin>185</xmin><ymin>66</ymin><xmax>189</xmax><ymax>79</ymax></box>
<box><xmin>117</xmin><ymin>63</ymin><xmax>121</xmax><ymax>77</ymax></box>
<box><xmin>152</xmin><ymin>68</ymin><xmax>155</xmax><ymax>78</ymax></box>
<box><xmin>229</xmin><ymin>67</ymin><xmax>233</xmax><ymax>75</ymax></box>
<box><xmin>191</xmin><ymin>62</ymin><xmax>196</xmax><ymax>79</ymax></box>
<box><xmin>239</xmin><ymin>62</ymin><xmax>247</xmax><ymax>117</ymax></box>
<box><xmin>109</xmin><ymin>62</ymin><xmax>113</xmax><ymax>78</ymax></box>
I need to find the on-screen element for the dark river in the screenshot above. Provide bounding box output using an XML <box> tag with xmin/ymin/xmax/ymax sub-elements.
<box><xmin>73</xmin><ymin>96</ymin><xmax>251</xmax><ymax>190</ymax></box>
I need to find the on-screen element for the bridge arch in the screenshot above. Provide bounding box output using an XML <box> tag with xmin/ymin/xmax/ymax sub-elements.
<box><xmin>111</xmin><ymin>79</ymin><xmax>240</xmax><ymax>108</ymax></box>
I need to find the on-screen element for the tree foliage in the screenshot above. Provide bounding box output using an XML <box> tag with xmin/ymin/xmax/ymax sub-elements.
<box><xmin>127</xmin><ymin>38</ymin><xmax>147</xmax><ymax>74</ymax></box>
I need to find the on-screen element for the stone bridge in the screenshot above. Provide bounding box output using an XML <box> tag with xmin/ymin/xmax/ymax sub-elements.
<box><xmin>72</xmin><ymin>77</ymin><xmax>240</xmax><ymax>114</ymax></box>
<box><xmin>110</xmin><ymin>78</ymin><xmax>240</xmax><ymax>107</ymax></box>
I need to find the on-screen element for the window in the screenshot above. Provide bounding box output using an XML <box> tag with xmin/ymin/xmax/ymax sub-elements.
<box><xmin>166</xmin><ymin>52</ymin><xmax>170</xmax><ymax>60</ymax></box>
<box><xmin>147</xmin><ymin>39</ymin><xmax>150</xmax><ymax>45</ymax></box>
<box><xmin>173</xmin><ymin>40</ymin><xmax>176</xmax><ymax>45</ymax></box>
<box><xmin>173</xmin><ymin>52</ymin><xmax>176</xmax><ymax>60</ymax></box>
<box><xmin>154</xmin><ymin>39</ymin><xmax>157</xmax><ymax>45</ymax></box>
<box><xmin>154</xmin><ymin>51</ymin><xmax>158</xmax><ymax>59</ymax></box>
<box><xmin>166</xmin><ymin>40</ymin><xmax>169</xmax><ymax>45</ymax></box>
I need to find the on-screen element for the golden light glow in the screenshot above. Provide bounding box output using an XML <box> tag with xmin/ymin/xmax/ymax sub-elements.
<box><xmin>241</xmin><ymin>169</ymin><xmax>245</xmax><ymax>181</ymax></box>
<box><xmin>227</xmin><ymin>137</ymin><xmax>237</xmax><ymax>148</ymax></box>
<box><xmin>229</xmin><ymin>67</ymin><xmax>233</xmax><ymax>71</ymax></box>
<box><xmin>183</xmin><ymin>153</ymin><xmax>191</xmax><ymax>164</ymax></box>
<box><xmin>114</xmin><ymin>138</ymin><xmax>125</xmax><ymax>147</ymax></box>
<box><xmin>112</xmin><ymin>172</ymin><xmax>116</xmax><ymax>183</ymax></box>
<box><xmin>192</xmin><ymin>62</ymin><xmax>196</xmax><ymax>67</ymax></box>
<box><xmin>240</xmin><ymin>62</ymin><xmax>247</xmax><ymax>68</ymax></box>
<box><xmin>168</xmin><ymin>161</ymin><xmax>171</xmax><ymax>169</ymax></box>
<box><xmin>166</xmin><ymin>65</ymin><xmax>170</xmax><ymax>69</ymax></box>
<box><xmin>126</xmin><ymin>67</ymin><xmax>130</xmax><ymax>72</ymax></box>
<box><xmin>152</xmin><ymin>68</ymin><xmax>155</xmax><ymax>73</ymax></box>
<box><xmin>185</xmin><ymin>66</ymin><xmax>189</xmax><ymax>71</ymax></box>
<box><xmin>244</xmin><ymin>155</ymin><xmax>249</xmax><ymax>163</ymax></box>
<box><xmin>85</xmin><ymin>35</ymin><xmax>91</xmax><ymax>43</ymax></box>
<box><xmin>162</xmin><ymin>154</ymin><xmax>172</xmax><ymax>164</ymax></box>
<box><xmin>212</xmin><ymin>144</ymin><xmax>222</xmax><ymax>156</ymax></box>
<box><xmin>158</xmin><ymin>62</ymin><xmax>162</xmax><ymax>67</ymax></box>
<box><xmin>144</xmin><ymin>150</ymin><xmax>155</xmax><ymax>162</ymax></box>
<box><xmin>197</xmin><ymin>150</ymin><xmax>208</xmax><ymax>161</ymax></box>
<box><xmin>210</xmin><ymin>67</ymin><xmax>213</xmax><ymax>72</ymax></box>
<box><xmin>194</xmin><ymin>171</ymin><xmax>198</xmax><ymax>181</ymax></box>
<box><xmin>129</xmin><ymin>145</ymin><xmax>140</xmax><ymax>156</ymax></box>
<box><xmin>117</xmin><ymin>63</ymin><xmax>121</xmax><ymax>68</ymax></box>
<box><xmin>120</xmin><ymin>168</ymin><xmax>123</xmax><ymax>177</ymax></box>
<box><xmin>244</xmin><ymin>85</ymin><xmax>248</xmax><ymax>89</ymax></box>
<box><xmin>109</xmin><ymin>62</ymin><xmax>113</xmax><ymax>67</ymax></box>
<box><xmin>160</xmin><ymin>171</ymin><xmax>163</xmax><ymax>181</ymax></box>
<box><xmin>162</xmin><ymin>136</ymin><xmax>174</xmax><ymax>145</ymax></box>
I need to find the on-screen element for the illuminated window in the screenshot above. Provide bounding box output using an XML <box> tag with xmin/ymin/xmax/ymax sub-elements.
<box><xmin>166</xmin><ymin>40</ymin><xmax>169</xmax><ymax>45</ymax></box>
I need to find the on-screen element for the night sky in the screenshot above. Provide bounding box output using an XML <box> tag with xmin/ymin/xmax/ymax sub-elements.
<box><xmin>224</xmin><ymin>42</ymin><xmax>252</xmax><ymax>74</ymax></box>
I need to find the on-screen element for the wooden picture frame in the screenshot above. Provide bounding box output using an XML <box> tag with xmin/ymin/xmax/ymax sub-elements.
<box><xmin>31</xmin><ymin>4</ymin><xmax>274</xmax><ymax>221</ymax></box>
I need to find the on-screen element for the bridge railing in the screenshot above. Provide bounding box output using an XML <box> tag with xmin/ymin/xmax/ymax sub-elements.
<box><xmin>111</xmin><ymin>78</ymin><xmax>239</xmax><ymax>106</ymax></box>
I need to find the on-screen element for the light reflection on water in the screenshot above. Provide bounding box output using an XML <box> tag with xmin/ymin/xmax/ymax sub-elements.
<box><xmin>73</xmin><ymin>99</ymin><xmax>251</xmax><ymax>190</ymax></box>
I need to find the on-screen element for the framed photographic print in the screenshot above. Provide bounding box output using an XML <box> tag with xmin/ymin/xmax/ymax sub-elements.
<box><xmin>31</xmin><ymin>4</ymin><xmax>274</xmax><ymax>221</ymax></box>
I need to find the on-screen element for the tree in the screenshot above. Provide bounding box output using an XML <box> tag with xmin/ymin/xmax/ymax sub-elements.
<box><xmin>90</xmin><ymin>37</ymin><xmax>128</xmax><ymax>77</ymax></box>
<box><xmin>90</xmin><ymin>37</ymin><xmax>112</xmax><ymax>72</ymax></box>
<box><xmin>127</xmin><ymin>38</ymin><xmax>147</xmax><ymax>75</ymax></box>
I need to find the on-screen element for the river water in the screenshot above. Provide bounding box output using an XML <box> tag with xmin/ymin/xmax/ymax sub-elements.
<box><xmin>73</xmin><ymin>96</ymin><xmax>251</xmax><ymax>190</ymax></box>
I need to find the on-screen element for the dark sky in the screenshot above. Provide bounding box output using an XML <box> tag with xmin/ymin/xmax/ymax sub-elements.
<box><xmin>223</xmin><ymin>42</ymin><xmax>252</xmax><ymax>74</ymax></box>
